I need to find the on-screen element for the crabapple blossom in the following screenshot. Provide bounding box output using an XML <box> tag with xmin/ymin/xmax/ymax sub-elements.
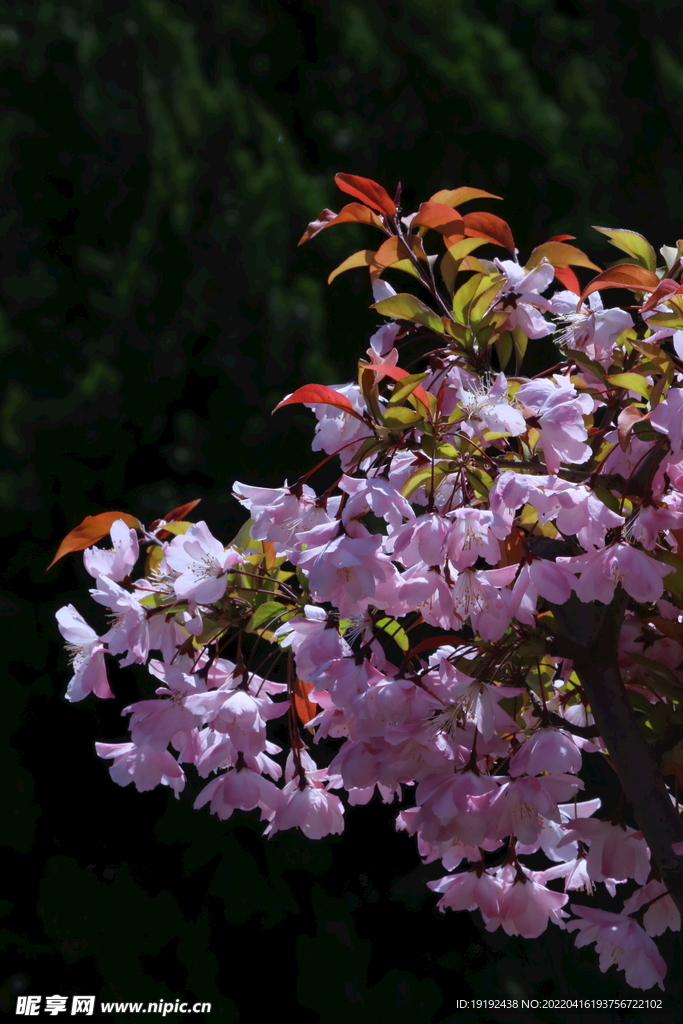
<box><xmin>56</xmin><ymin>605</ymin><xmax>112</xmax><ymax>702</ymax></box>
<box><xmin>55</xmin><ymin>173</ymin><xmax>683</xmax><ymax>991</ymax></box>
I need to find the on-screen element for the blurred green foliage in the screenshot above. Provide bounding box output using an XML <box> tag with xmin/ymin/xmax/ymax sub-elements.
<box><xmin>3</xmin><ymin>1</ymin><xmax>683</xmax><ymax>1018</ymax></box>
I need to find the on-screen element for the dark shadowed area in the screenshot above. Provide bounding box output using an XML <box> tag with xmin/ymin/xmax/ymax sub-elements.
<box><xmin>2</xmin><ymin>2</ymin><xmax>683</xmax><ymax>1020</ymax></box>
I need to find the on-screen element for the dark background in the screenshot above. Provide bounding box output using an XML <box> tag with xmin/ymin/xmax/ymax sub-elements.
<box><xmin>3</xmin><ymin>1</ymin><xmax>683</xmax><ymax>1021</ymax></box>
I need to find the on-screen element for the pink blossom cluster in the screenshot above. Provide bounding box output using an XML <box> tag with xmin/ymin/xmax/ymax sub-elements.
<box><xmin>55</xmin><ymin>186</ymin><xmax>683</xmax><ymax>992</ymax></box>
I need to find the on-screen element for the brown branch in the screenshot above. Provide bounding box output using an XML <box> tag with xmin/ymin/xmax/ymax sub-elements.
<box><xmin>547</xmin><ymin>587</ymin><xmax>683</xmax><ymax>913</ymax></box>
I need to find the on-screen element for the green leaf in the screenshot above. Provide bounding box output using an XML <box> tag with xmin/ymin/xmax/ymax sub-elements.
<box><xmin>247</xmin><ymin>601</ymin><xmax>292</xmax><ymax>633</ymax></box>
<box><xmin>372</xmin><ymin>294</ymin><xmax>444</xmax><ymax>334</ymax></box>
<box><xmin>388</xmin><ymin>371</ymin><xmax>430</xmax><ymax>406</ymax></box>
<box><xmin>592</xmin><ymin>227</ymin><xmax>657</xmax><ymax>272</ymax></box>
<box><xmin>375</xmin><ymin>616</ymin><xmax>409</xmax><ymax>652</ymax></box>
<box><xmin>400</xmin><ymin>462</ymin><xmax>451</xmax><ymax>500</ymax></box>
<box><xmin>382</xmin><ymin>407</ymin><xmax>425</xmax><ymax>429</ymax></box>
<box><xmin>605</xmin><ymin>372</ymin><xmax>652</xmax><ymax>400</ymax></box>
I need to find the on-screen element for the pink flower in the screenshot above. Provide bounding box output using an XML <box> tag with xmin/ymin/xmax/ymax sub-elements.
<box><xmin>553</xmin><ymin>290</ymin><xmax>633</xmax><ymax>366</ymax></box>
<box><xmin>622</xmin><ymin>879</ymin><xmax>681</xmax><ymax>937</ymax></box>
<box><xmin>517</xmin><ymin>374</ymin><xmax>593</xmax><ymax>473</ymax></box>
<box><xmin>89</xmin><ymin>576</ymin><xmax>149</xmax><ymax>666</ymax></box>
<box><xmin>567</xmin><ymin>905</ymin><xmax>666</xmax><ymax>990</ymax></box>
<box><xmin>194</xmin><ymin>768</ymin><xmax>282</xmax><ymax>821</ymax></box>
<box><xmin>494</xmin><ymin>260</ymin><xmax>555</xmax><ymax>338</ymax></box>
<box><xmin>430</xmin><ymin>867</ymin><xmax>503</xmax><ymax>921</ymax></box>
<box><xmin>495</xmin><ymin>869</ymin><xmax>568</xmax><ymax>937</ymax></box>
<box><xmin>457</xmin><ymin>373</ymin><xmax>526</xmax><ymax>436</ymax></box>
<box><xmin>488</xmin><ymin>774</ymin><xmax>584</xmax><ymax>846</ymax></box>
<box><xmin>561</xmin><ymin>544</ymin><xmax>670</xmax><ymax>605</ymax></box>
<box><xmin>446</xmin><ymin>507</ymin><xmax>508</xmax><ymax>570</ymax></box>
<box><xmin>452</xmin><ymin>565</ymin><xmax>517</xmax><ymax>641</ymax></box>
<box><xmin>83</xmin><ymin>519</ymin><xmax>139</xmax><ymax>581</ymax></box>
<box><xmin>650</xmin><ymin>386</ymin><xmax>683</xmax><ymax>450</ymax></box>
<box><xmin>184</xmin><ymin>686</ymin><xmax>286</xmax><ymax>757</ymax></box>
<box><xmin>340</xmin><ymin>474</ymin><xmax>415</xmax><ymax>533</ymax></box>
<box><xmin>266</xmin><ymin>781</ymin><xmax>344</xmax><ymax>839</ymax></box>
<box><xmin>96</xmin><ymin>741</ymin><xmax>185</xmax><ymax>795</ymax></box>
<box><xmin>558</xmin><ymin>818</ymin><xmax>650</xmax><ymax>885</ymax></box>
<box><xmin>56</xmin><ymin>604</ymin><xmax>112</xmax><ymax>702</ymax></box>
<box><xmin>164</xmin><ymin>521</ymin><xmax>242</xmax><ymax>604</ymax></box>
<box><xmin>509</xmin><ymin>727</ymin><xmax>582</xmax><ymax>778</ymax></box>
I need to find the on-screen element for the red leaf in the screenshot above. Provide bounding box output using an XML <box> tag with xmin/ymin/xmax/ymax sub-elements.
<box><xmin>463</xmin><ymin>212</ymin><xmax>515</xmax><ymax>253</ymax></box>
<box><xmin>581</xmin><ymin>264</ymin><xmax>660</xmax><ymax>302</ymax></box>
<box><xmin>297</xmin><ymin>208</ymin><xmax>338</xmax><ymax>246</ymax></box>
<box><xmin>429</xmin><ymin>187</ymin><xmax>502</xmax><ymax>208</ymax></box>
<box><xmin>411</xmin><ymin>201</ymin><xmax>465</xmax><ymax>236</ymax></box>
<box><xmin>293</xmin><ymin>677</ymin><xmax>318</xmax><ymax>727</ymax></box>
<box><xmin>554</xmin><ymin>267</ymin><xmax>581</xmax><ymax>295</ymax></box>
<box><xmin>273</xmin><ymin>384</ymin><xmax>366</xmax><ymax>422</ymax></box>
<box><xmin>48</xmin><ymin>511</ymin><xmax>140</xmax><ymax>571</ymax></box>
<box><xmin>334</xmin><ymin>172</ymin><xmax>396</xmax><ymax>217</ymax></box>
<box><xmin>298</xmin><ymin>203</ymin><xmax>385</xmax><ymax>245</ymax></box>
<box><xmin>358</xmin><ymin>362</ymin><xmax>431</xmax><ymax>411</ymax></box>
<box><xmin>617</xmin><ymin>405</ymin><xmax>646</xmax><ymax>451</ymax></box>
<box><xmin>546</xmin><ymin>234</ymin><xmax>576</xmax><ymax>243</ymax></box>
<box><xmin>640</xmin><ymin>278</ymin><xmax>683</xmax><ymax>313</ymax></box>
<box><xmin>162</xmin><ymin>499</ymin><xmax>201</xmax><ymax>524</ymax></box>
<box><xmin>151</xmin><ymin>498</ymin><xmax>202</xmax><ymax>538</ymax></box>
<box><xmin>404</xmin><ymin>634</ymin><xmax>468</xmax><ymax>662</ymax></box>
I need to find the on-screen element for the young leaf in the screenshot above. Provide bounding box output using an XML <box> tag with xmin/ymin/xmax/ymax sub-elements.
<box><xmin>640</xmin><ymin>279</ymin><xmax>682</xmax><ymax>314</ymax></box>
<box><xmin>430</xmin><ymin>187</ymin><xmax>502</xmax><ymax>208</ymax></box>
<box><xmin>371</xmin><ymin>293</ymin><xmax>445</xmax><ymax>335</ymax></box>
<box><xmin>369</xmin><ymin>236</ymin><xmax>421</xmax><ymax>277</ymax></box>
<box><xmin>48</xmin><ymin>511</ymin><xmax>141</xmax><ymax>570</ymax></box>
<box><xmin>334</xmin><ymin>172</ymin><xmax>396</xmax><ymax>217</ymax></box>
<box><xmin>553</xmin><ymin>267</ymin><xmax>581</xmax><ymax>295</ymax></box>
<box><xmin>297</xmin><ymin>208</ymin><xmax>339</xmax><ymax>246</ymax></box>
<box><xmin>617</xmin><ymin>405</ymin><xmax>646</xmax><ymax>450</ymax></box>
<box><xmin>358</xmin><ymin>361</ymin><xmax>432</xmax><ymax>411</ymax></box>
<box><xmin>581</xmin><ymin>264</ymin><xmax>660</xmax><ymax>302</ymax></box>
<box><xmin>292</xmin><ymin>676</ymin><xmax>318</xmax><ymax>728</ymax></box>
<box><xmin>163</xmin><ymin>499</ymin><xmax>200</xmax><ymax>524</ymax></box>
<box><xmin>463</xmin><ymin>212</ymin><xmax>515</xmax><ymax>253</ymax></box>
<box><xmin>525</xmin><ymin>241</ymin><xmax>601</xmax><ymax>272</ymax></box>
<box><xmin>273</xmin><ymin>384</ymin><xmax>366</xmax><ymax>422</ymax></box>
<box><xmin>411</xmin><ymin>201</ymin><xmax>465</xmax><ymax>236</ymax></box>
<box><xmin>605</xmin><ymin>373</ymin><xmax>652</xmax><ymax>401</ymax></box>
<box><xmin>592</xmin><ymin>227</ymin><xmax>657</xmax><ymax>271</ymax></box>
<box><xmin>328</xmin><ymin>249</ymin><xmax>375</xmax><ymax>284</ymax></box>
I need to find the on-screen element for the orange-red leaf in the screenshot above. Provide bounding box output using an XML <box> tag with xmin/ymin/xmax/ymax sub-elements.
<box><xmin>430</xmin><ymin>187</ymin><xmax>502</xmax><ymax>208</ymax></box>
<box><xmin>554</xmin><ymin>267</ymin><xmax>581</xmax><ymax>295</ymax></box>
<box><xmin>358</xmin><ymin>362</ymin><xmax>431</xmax><ymax>411</ymax></box>
<box><xmin>545</xmin><ymin>234</ymin><xmax>576</xmax><ymax>243</ymax></box>
<box><xmin>297</xmin><ymin>208</ymin><xmax>339</xmax><ymax>246</ymax></box>
<box><xmin>640</xmin><ymin>278</ymin><xmax>683</xmax><ymax>313</ymax></box>
<box><xmin>162</xmin><ymin>499</ymin><xmax>201</xmax><ymax>524</ymax></box>
<box><xmin>411</xmin><ymin>201</ymin><xmax>465</xmax><ymax>236</ymax></box>
<box><xmin>273</xmin><ymin>384</ymin><xmax>366</xmax><ymax>422</ymax></box>
<box><xmin>293</xmin><ymin>677</ymin><xmax>318</xmax><ymax>727</ymax></box>
<box><xmin>463</xmin><ymin>211</ymin><xmax>515</xmax><ymax>253</ymax></box>
<box><xmin>581</xmin><ymin>264</ymin><xmax>660</xmax><ymax>302</ymax></box>
<box><xmin>48</xmin><ymin>511</ymin><xmax>141</xmax><ymax>570</ymax></box>
<box><xmin>152</xmin><ymin>498</ymin><xmax>202</xmax><ymax>539</ymax></box>
<box><xmin>369</xmin><ymin>235</ymin><xmax>416</xmax><ymax>277</ymax></box>
<box><xmin>498</xmin><ymin>527</ymin><xmax>526</xmax><ymax>568</ymax></box>
<box><xmin>335</xmin><ymin>172</ymin><xmax>396</xmax><ymax>217</ymax></box>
